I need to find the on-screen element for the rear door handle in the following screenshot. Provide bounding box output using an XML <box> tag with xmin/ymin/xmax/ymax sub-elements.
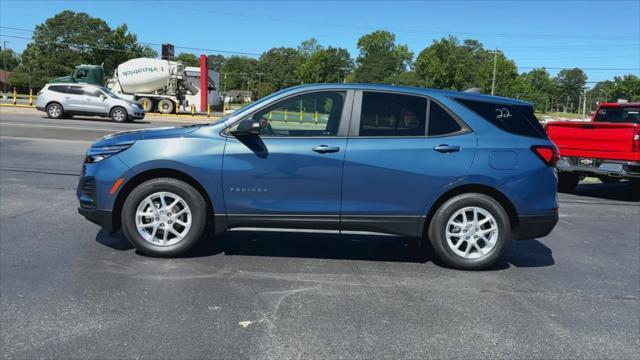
<box><xmin>312</xmin><ymin>145</ymin><xmax>340</xmax><ymax>154</ymax></box>
<box><xmin>433</xmin><ymin>144</ymin><xmax>461</xmax><ymax>153</ymax></box>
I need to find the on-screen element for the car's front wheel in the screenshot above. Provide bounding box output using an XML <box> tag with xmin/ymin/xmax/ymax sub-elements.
<box><xmin>428</xmin><ymin>193</ymin><xmax>510</xmax><ymax>270</ymax></box>
<box><xmin>110</xmin><ymin>106</ymin><xmax>129</xmax><ymax>123</ymax></box>
<box><xmin>46</xmin><ymin>102</ymin><xmax>63</xmax><ymax>119</ymax></box>
<box><xmin>121</xmin><ymin>178</ymin><xmax>207</xmax><ymax>257</ymax></box>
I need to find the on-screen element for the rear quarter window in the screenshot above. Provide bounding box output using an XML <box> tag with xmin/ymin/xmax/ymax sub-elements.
<box><xmin>455</xmin><ymin>98</ymin><xmax>546</xmax><ymax>138</ymax></box>
<box><xmin>594</xmin><ymin>106</ymin><xmax>640</xmax><ymax>124</ymax></box>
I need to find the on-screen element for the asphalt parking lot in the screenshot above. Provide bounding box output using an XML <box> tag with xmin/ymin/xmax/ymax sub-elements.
<box><xmin>1</xmin><ymin>110</ymin><xmax>639</xmax><ymax>359</ymax></box>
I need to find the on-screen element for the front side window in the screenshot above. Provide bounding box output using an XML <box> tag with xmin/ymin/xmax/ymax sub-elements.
<box><xmin>360</xmin><ymin>92</ymin><xmax>427</xmax><ymax>136</ymax></box>
<box><xmin>250</xmin><ymin>91</ymin><xmax>345</xmax><ymax>137</ymax></box>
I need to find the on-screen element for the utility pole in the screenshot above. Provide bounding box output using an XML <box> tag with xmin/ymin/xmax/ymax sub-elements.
<box><xmin>339</xmin><ymin>67</ymin><xmax>351</xmax><ymax>84</ymax></box>
<box><xmin>256</xmin><ymin>72</ymin><xmax>264</xmax><ymax>99</ymax></box>
<box><xmin>491</xmin><ymin>49</ymin><xmax>498</xmax><ymax>96</ymax></box>
<box><xmin>2</xmin><ymin>41</ymin><xmax>9</xmax><ymax>97</ymax></box>
<box><xmin>582</xmin><ymin>88</ymin><xmax>587</xmax><ymax>119</ymax></box>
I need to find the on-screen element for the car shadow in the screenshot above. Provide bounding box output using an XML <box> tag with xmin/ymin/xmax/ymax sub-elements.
<box><xmin>95</xmin><ymin>229</ymin><xmax>555</xmax><ymax>270</ymax></box>
<box><xmin>559</xmin><ymin>180</ymin><xmax>639</xmax><ymax>202</ymax></box>
<box><xmin>40</xmin><ymin>115</ymin><xmax>152</xmax><ymax>124</ymax></box>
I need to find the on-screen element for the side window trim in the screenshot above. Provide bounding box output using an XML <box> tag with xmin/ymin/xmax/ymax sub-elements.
<box><xmin>224</xmin><ymin>89</ymin><xmax>355</xmax><ymax>138</ymax></box>
<box><xmin>350</xmin><ymin>90</ymin><xmax>472</xmax><ymax>138</ymax></box>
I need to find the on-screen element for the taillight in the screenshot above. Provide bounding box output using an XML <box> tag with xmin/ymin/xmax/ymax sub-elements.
<box><xmin>633</xmin><ymin>125</ymin><xmax>640</xmax><ymax>153</ymax></box>
<box><xmin>531</xmin><ymin>145</ymin><xmax>559</xmax><ymax>166</ymax></box>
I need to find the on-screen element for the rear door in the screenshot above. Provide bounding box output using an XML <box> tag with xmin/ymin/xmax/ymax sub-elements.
<box><xmin>340</xmin><ymin>91</ymin><xmax>477</xmax><ymax>237</ymax></box>
<box><xmin>222</xmin><ymin>90</ymin><xmax>353</xmax><ymax>230</ymax></box>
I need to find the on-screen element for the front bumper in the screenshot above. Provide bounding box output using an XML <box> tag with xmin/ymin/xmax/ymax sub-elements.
<box><xmin>517</xmin><ymin>213</ymin><xmax>558</xmax><ymax>240</ymax></box>
<box><xmin>78</xmin><ymin>207</ymin><xmax>114</xmax><ymax>231</ymax></box>
<box><xmin>556</xmin><ymin>157</ymin><xmax>640</xmax><ymax>179</ymax></box>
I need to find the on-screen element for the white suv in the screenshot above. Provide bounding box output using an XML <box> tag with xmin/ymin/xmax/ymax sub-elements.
<box><xmin>36</xmin><ymin>83</ymin><xmax>145</xmax><ymax>122</ymax></box>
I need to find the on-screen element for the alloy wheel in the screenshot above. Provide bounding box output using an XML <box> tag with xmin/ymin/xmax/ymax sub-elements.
<box><xmin>445</xmin><ymin>206</ymin><xmax>499</xmax><ymax>260</ymax></box>
<box><xmin>135</xmin><ymin>191</ymin><xmax>192</xmax><ymax>246</ymax></box>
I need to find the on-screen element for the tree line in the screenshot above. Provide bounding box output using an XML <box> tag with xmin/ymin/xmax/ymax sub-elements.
<box><xmin>3</xmin><ymin>10</ymin><xmax>638</xmax><ymax>113</ymax></box>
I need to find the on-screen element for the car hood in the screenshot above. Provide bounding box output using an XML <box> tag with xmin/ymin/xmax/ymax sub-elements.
<box><xmin>93</xmin><ymin>125</ymin><xmax>202</xmax><ymax>147</ymax></box>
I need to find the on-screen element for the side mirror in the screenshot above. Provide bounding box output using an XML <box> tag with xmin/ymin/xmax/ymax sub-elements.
<box><xmin>100</xmin><ymin>94</ymin><xmax>107</xmax><ymax>101</ymax></box>
<box><xmin>230</xmin><ymin>119</ymin><xmax>261</xmax><ymax>137</ymax></box>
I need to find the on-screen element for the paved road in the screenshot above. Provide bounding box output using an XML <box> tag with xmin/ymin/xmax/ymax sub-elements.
<box><xmin>1</xmin><ymin>111</ymin><xmax>639</xmax><ymax>359</ymax></box>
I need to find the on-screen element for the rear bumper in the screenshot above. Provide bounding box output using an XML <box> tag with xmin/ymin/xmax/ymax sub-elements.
<box><xmin>556</xmin><ymin>157</ymin><xmax>640</xmax><ymax>179</ymax></box>
<box><xmin>517</xmin><ymin>213</ymin><xmax>558</xmax><ymax>240</ymax></box>
<box><xmin>78</xmin><ymin>207</ymin><xmax>114</xmax><ymax>231</ymax></box>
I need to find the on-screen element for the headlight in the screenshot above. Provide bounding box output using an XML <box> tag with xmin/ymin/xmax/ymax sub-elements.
<box><xmin>84</xmin><ymin>143</ymin><xmax>133</xmax><ymax>163</ymax></box>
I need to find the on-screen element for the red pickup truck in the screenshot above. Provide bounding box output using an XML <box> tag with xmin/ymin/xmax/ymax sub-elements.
<box><xmin>546</xmin><ymin>102</ymin><xmax>640</xmax><ymax>192</ymax></box>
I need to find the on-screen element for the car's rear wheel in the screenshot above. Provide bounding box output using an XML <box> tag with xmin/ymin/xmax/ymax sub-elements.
<box><xmin>138</xmin><ymin>97</ymin><xmax>154</xmax><ymax>112</ymax></box>
<box><xmin>558</xmin><ymin>172</ymin><xmax>580</xmax><ymax>193</ymax></box>
<box><xmin>110</xmin><ymin>106</ymin><xmax>128</xmax><ymax>122</ymax></box>
<box><xmin>121</xmin><ymin>178</ymin><xmax>207</xmax><ymax>257</ymax></box>
<box><xmin>46</xmin><ymin>102</ymin><xmax>63</xmax><ymax>119</ymax></box>
<box><xmin>428</xmin><ymin>193</ymin><xmax>510</xmax><ymax>270</ymax></box>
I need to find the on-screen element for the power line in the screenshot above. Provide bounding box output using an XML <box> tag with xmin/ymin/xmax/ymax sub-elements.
<box><xmin>165</xmin><ymin>6</ymin><xmax>640</xmax><ymax>41</ymax></box>
<box><xmin>519</xmin><ymin>66</ymin><xmax>640</xmax><ymax>71</ymax></box>
<box><xmin>0</xmin><ymin>27</ymin><xmax>262</xmax><ymax>57</ymax></box>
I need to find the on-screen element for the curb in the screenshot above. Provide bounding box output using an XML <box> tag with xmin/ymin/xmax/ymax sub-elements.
<box><xmin>0</xmin><ymin>103</ymin><xmax>222</xmax><ymax>123</ymax></box>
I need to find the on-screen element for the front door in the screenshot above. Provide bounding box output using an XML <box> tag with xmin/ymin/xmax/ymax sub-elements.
<box><xmin>222</xmin><ymin>90</ymin><xmax>353</xmax><ymax>230</ymax></box>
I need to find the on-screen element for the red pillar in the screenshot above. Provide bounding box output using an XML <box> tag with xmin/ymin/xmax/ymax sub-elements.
<box><xmin>200</xmin><ymin>54</ymin><xmax>207</xmax><ymax>112</ymax></box>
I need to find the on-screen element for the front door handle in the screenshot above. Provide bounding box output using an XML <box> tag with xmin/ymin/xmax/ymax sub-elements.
<box><xmin>433</xmin><ymin>144</ymin><xmax>461</xmax><ymax>153</ymax></box>
<box><xmin>312</xmin><ymin>145</ymin><xmax>340</xmax><ymax>154</ymax></box>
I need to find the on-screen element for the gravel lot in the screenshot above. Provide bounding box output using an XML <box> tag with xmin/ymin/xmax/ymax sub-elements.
<box><xmin>1</xmin><ymin>111</ymin><xmax>638</xmax><ymax>359</ymax></box>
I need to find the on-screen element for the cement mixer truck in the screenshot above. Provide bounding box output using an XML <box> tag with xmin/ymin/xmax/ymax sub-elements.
<box><xmin>52</xmin><ymin>57</ymin><xmax>219</xmax><ymax>113</ymax></box>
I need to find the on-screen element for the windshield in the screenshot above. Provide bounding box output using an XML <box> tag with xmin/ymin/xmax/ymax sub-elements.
<box><xmin>594</xmin><ymin>106</ymin><xmax>640</xmax><ymax>124</ymax></box>
<box><xmin>99</xmin><ymin>87</ymin><xmax>119</xmax><ymax>98</ymax></box>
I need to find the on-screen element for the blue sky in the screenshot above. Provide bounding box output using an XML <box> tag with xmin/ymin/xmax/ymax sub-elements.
<box><xmin>1</xmin><ymin>0</ymin><xmax>639</xmax><ymax>85</ymax></box>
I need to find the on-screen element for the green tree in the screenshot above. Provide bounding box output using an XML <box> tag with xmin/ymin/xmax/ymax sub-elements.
<box><xmin>259</xmin><ymin>47</ymin><xmax>302</xmax><ymax>91</ymax></box>
<box><xmin>220</xmin><ymin>55</ymin><xmax>259</xmax><ymax>91</ymax></box>
<box><xmin>353</xmin><ymin>31</ymin><xmax>413</xmax><ymax>83</ymax></box>
<box><xmin>415</xmin><ymin>36</ymin><xmax>476</xmax><ymax>90</ymax></box>
<box><xmin>0</xmin><ymin>48</ymin><xmax>20</xmax><ymax>71</ymax></box>
<box><xmin>175</xmin><ymin>52</ymin><xmax>200</xmax><ymax>67</ymax></box>
<box><xmin>297</xmin><ymin>38</ymin><xmax>322</xmax><ymax>59</ymax></box>
<box><xmin>10</xmin><ymin>10</ymin><xmax>155</xmax><ymax>88</ymax></box>
<box><xmin>514</xmin><ymin>68</ymin><xmax>556</xmax><ymax>111</ymax></box>
<box><xmin>206</xmin><ymin>54</ymin><xmax>225</xmax><ymax>72</ymax></box>
<box><xmin>609</xmin><ymin>74</ymin><xmax>640</xmax><ymax>102</ymax></box>
<box><xmin>554</xmin><ymin>68</ymin><xmax>587</xmax><ymax>112</ymax></box>
<box><xmin>298</xmin><ymin>46</ymin><xmax>353</xmax><ymax>84</ymax></box>
<box><xmin>384</xmin><ymin>71</ymin><xmax>428</xmax><ymax>87</ymax></box>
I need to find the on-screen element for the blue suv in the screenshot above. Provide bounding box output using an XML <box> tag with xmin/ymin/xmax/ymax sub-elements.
<box><xmin>78</xmin><ymin>84</ymin><xmax>559</xmax><ymax>270</ymax></box>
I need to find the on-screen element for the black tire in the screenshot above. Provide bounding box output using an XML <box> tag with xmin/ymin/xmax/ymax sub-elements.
<box><xmin>110</xmin><ymin>106</ymin><xmax>129</xmax><ymax>122</ymax></box>
<box><xmin>138</xmin><ymin>97</ymin><xmax>154</xmax><ymax>112</ymax></box>
<box><xmin>428</xmin><ymin>193</ymin><xmax>510</xmax><ymax>270</ymax></box>
<box><xmin>558</xmin><ymin>172</ymin><xmax>580</xmax><ymax>193</ymax></box>
<box><xmin>46</xmin><ymin>102</ymin><xmax>63</xmax><ymax>119</ymax></box>
<box><xmin>121</xmin><ymin>178</ymin><xmax>208</xmax><ymax>257</ymax></box>
<box><xmin>158</xmin><ymin>99</ymin><xmax>175</xmax><ymax>114</ymax></box>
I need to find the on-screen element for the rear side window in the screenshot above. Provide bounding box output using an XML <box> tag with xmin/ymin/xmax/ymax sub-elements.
<box><xmin>594</xmin><ymin>106</ymin><xmax>640</xmax><ymax>124</ymax></box>
<box><xmin>360</xmin><ymin>92</ymin><xmax>427</xmax><ymax>136</ymax></box>
<box><xmin>67</xmin><ymin>86</ymin><xmax>84</xmax><ymax>95</ymax></box>
<box><xmin>456</xmin><ymin>98</ymin><xmax>546</xmax><ymax>138</ymax></box>
<box><xmin>48</xmin><ymin>85</ymin><xmax>68</xmax><ymax>93</ymax></box>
